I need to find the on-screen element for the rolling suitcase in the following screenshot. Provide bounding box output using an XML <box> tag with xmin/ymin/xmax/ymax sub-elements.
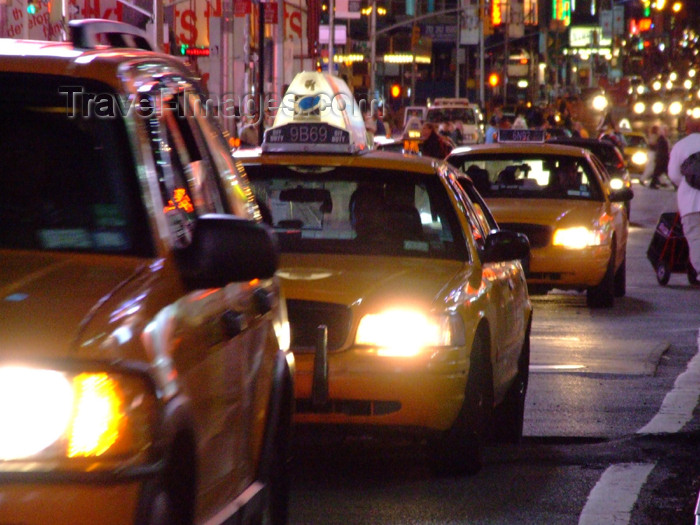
<box><xmin>646</xmin><ymin>212</ymin><xmax>698</xmax><ymax>285</ymax></box>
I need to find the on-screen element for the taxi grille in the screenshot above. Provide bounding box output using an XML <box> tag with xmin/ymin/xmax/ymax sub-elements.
<box><xmin>499</xmin><ymin>223</ymin><xmax>553</xmax><ymax>249</ymax></box>
<box><xmin>287</xmin><ymin>300</ymin><xmax>352</xmax><ymax>352</ymax></box>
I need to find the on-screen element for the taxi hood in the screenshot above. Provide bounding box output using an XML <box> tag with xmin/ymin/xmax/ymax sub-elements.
<box><xmin>278</xmin><ymin>254</ymin><xmax>465</xmax><ymax>311</ymax></box>
<box><xmin>0</xmin><ymin>251</ymin><xmax>144</xmax><ymax>360</ymax></box>
<box><xmin>485</xmin><ymin>198</ymin><xmax>607</xmax><ymax>227</ymax></box>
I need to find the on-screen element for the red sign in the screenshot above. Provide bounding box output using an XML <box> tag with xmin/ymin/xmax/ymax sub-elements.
<box><xmin>264</xmin><ymin>2</ymin><xmax>278</xmax><ymax>24</ymax></box>
<box><xmin>234</xmin><ymin>0</ymin><xmax>250</xmax><ymax>17</ymax></box>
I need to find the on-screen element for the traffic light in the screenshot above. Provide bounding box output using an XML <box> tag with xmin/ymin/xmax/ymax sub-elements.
<box><xmin>488</xmin><ymin>73</ymin><xmax>500</xmax><ymax>88</ymax></box>
<box><xmin>27</xmin><ymin>0</ymin><xmax>37</xmax><ymax>14</ymax></box>
<box><xmin>411</xmin><ymin>25</ymin><xmax>420</xmax><ymax>47</ymax></box>
<box><xmin>390</xmin><ymin>84</ymin><xmax>401</xmax><ymax>99</ymax></box>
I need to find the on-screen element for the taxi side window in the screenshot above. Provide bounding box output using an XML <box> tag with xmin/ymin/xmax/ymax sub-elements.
<box><xmin>145</xmin><ymin>93</ymin><xmax>198</xmax><ymax>248</ymax></box>
<box><xmin>182</xmin><ymin>91</ymin><xmax>254</xmax><ymax>218</ymax></box>
<box><xmin>445</xmin><ymin>171</ymin><xmax>488</xmax><ymax>252</ymax></box>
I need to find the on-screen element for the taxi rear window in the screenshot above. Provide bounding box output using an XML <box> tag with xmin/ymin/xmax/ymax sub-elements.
<box><xmin>245</xmin><ymin>165</ymin><xmax>468</xmax><ymax>261</ymax></box>
<box><xmin>0</xmin><ymin>73</ymin><xmax>152</xmax><ymax>256</ymax></box>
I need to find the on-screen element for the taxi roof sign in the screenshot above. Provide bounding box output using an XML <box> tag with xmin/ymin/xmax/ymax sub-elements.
<box><xmin>262</xmin><ymin>71</ymin><xmax>369</xmax><ymax>154</ymax></box>
<box><xmin>497</xmin><ymin>129</ymin><xmax>546</xmax><ymax>143</ymax></box>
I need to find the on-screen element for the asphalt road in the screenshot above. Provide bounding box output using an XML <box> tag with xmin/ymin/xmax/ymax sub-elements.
<box><xmin>287</xmin><ymin>180</ymin><xmax>700</xmax><ymax>525</ymax></box>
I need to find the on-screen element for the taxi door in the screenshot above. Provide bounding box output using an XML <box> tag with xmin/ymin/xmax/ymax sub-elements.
<box><xmin>137</xmin><ymin>79</ymin><xmax>277</xmax><ymax>517</ymax></box>
<box><xmin>446</xmin><ymin>171</ymin><xmax>526</xmax><ymax>394</ymax></box>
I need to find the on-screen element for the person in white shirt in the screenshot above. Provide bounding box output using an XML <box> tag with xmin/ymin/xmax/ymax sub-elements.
<box><xmin>667</xmin><ymin>117</ymin><xmax>700</xmax><ymax>279</ymax></box>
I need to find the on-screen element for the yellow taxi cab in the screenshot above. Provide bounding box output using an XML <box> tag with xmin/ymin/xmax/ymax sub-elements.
<box><xmin>447</xmin><ymin>129</ymin><xmax>633</xmax><ymax>308</ymax></box>
<box><xmin>237</xmin><ymin>71</ymin><xmax>532</xmax><ymax>475</ymax></box>
<box><xmin>0</xmin><ymin>20</ymin><xmax>294</xmax><ymax>525</ymax></box>
<box><xmin>619</xmin><ymin>129</ymin><xmax>650</xmax><ymax>178</ymax></box>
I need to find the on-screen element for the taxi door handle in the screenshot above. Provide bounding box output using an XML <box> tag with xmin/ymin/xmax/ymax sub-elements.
<box><xmin>221</xmin><ymin>310</ymin><xmax>244</xmax><ymax>338</ymax></box>
<box><xmin>254</xmin><ymin>288</ymin><xmax>273</xmax><ymax>315</ymax></box>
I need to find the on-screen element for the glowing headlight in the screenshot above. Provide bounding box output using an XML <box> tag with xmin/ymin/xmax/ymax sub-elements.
<box><xmin>632</xmin><ymin>151</ymin><xmax>648</xmax><ymax>165</ymax></box>
<box><xmin>669</xmin><ymin>101</ymin><xmax>683</xmax><ymax>116</ymax></box>
<box><xmin>636</xmin><ymin>86</ymin><xmax>645</xmax><ymax>95</ymax></box>
<box><xmin>684</xmin><ymin>79</ymin><xmax>693</xmax><ymax>90</ymax></box>
<box><xmin>592</xmin><ymin>95</ymin><xmax>608</xmax><ymax>112</ymax></box>
<box><xmin>609</xmin><ymin>178</ymin><xmax>624</xmax><ymax>190</ymax></box>
<box><xmin>652</xmin><ymin>81</ymin><xmax>662</xmax><ymax>91</ymax></box>
<box><xmin>633</xmin><ymin>102</ymin><xmax>645</xmax><ymax>114</ymax></box>
<box><xmin>552</xmin><ymin>227</ymin><xmax>605</xmax><ymax>249</ymax></box>
<box><xmin>692</xmin><ymin>107</ymin><xmax>700</xmax><ymax>119</ymax></box>
<box><xmin>0</xmin><ymin>366</ymin><xmax>156</xmax><ymax>464</ymax></box>
<box><xmin>355</xmin><ymin>310</ymin><xmax>465</xmax><ymax>357</ymax></box>
<box><xmin>652</xmin><ymin>101</ymin><xmax>664</xmax><ymax>114</ymax></box>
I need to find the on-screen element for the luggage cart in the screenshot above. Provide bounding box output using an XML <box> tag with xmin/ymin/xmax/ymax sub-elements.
<box><xmin>646</xmin><ymin>212</ymin><xmax>698</xmax><ymax>285</ymax></box>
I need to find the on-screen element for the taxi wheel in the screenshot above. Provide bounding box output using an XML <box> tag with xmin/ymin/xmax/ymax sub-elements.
<box><xmin>656</xmin><ymin>262</ymin><xmax>671</xmax><ymax>286</ymax></box>
<box><xmin>427</xmin><ymin>327</ymin><xmax>493</xmax><ymax>476</ymax></box>
<box><xmin>614</xmin><ymin>256</ymin><xmax>626</xmax><ymax>297</ymax></box>
<box><xmin>136</xmin><ymin>439</ymin><xmax>194</xmax><ymax>525</ymax></box>
<box><xmin>492</xmin><ymin>321</ymin><xmax>531</xmax><ymax>444</ymax></box>
<box><xmin>587</xmin><ymin>249</ymin><xmax>615</xmax><ymax>308</ymax></box>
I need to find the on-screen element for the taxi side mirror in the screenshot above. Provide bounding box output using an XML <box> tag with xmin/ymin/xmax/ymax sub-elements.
<box><xmin>609</xmin><ymin>187</ymin><xmax>634</xmax><ymax>202</ymax></box>
<box><xmin>481</xmin><ymin>230</ymin><xmax>530</xmax><ymax>264</ymax></box>
<box><xmin>176</xmin><ymin>215</ymin><xmax>279</xmax><ymax>289</ymax></box>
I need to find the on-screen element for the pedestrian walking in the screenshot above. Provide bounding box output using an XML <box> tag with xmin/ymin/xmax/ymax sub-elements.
<box><xmin>667</xmin><ymin>117</ymin><xmax>700</xmax><ymax>280</ymax></box>
<box><xmin>647</xmin><ymin>125</ymin><xmax>670</xmax><ymax>189</ymax></box>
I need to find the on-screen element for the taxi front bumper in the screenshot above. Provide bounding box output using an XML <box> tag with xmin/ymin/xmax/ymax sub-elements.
<box><xmin>0</xmin><ymin>480</ymin><xmax>144</xmax><ymax>525</ymax></box>
<box><xmin>526</xmin><ymin>244</ymin><xmax>612</xmax><ymax>289</ymax></box>
<box><xmin>293</xmin><ymin>346</ymin><xmax>469</xmax><ymax>433</ymax></box>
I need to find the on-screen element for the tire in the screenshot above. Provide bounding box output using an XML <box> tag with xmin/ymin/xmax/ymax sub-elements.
<box><xmin>587</xmin><ymin>249</ymin><xmax>615</xmax><ymax>308</ymax></box>
<box><xmin>656</xmin><ymin>261</ymin><xmax>671</xmax><ymax>285</ymax></box>
<box><xmin>492</xmin><ymin>320</ymin><xmax>531</xmax><ymax>444</ymax></box>
<box><xmin>428</xmin><ymin>327</ymin><xmax>493</xmax><ymax>476</ymax></box>
<box><xmin>135</xmin><ymin>453</ymin><xmax>193</xmax><ymax>525</ymax></box>
<box><xmin>688</xmin><ymin>264</ymin><xmax>699</xmax><ymax>285</ymax></box>
<box><xmin>614</xmin><ymin>255</ymin><xmax>626</xmax><ymax>297</ymax></box>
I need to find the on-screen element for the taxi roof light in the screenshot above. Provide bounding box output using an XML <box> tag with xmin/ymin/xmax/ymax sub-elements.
<box><xmin>262</xmin><ymin>71</ymin><xmax>369</xmax><ymax>154</ymax></box>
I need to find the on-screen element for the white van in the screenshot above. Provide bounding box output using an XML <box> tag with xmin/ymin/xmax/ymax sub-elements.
<box><xmin>426</xmin><ymin>98</ymin><xmax>484</xmax><ymax>145</ymax></box>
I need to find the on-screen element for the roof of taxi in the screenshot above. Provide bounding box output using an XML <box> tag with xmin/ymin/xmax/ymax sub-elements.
<box><xmin>0</xmin><ymin>39</ymin><xmax>184</xmax><ymax>88</ymax></box>
<box><xmin>236</xmin><ymin>148</ymin><xmax>444</xmax><ymax>174</ymax></box>
<box><xmin>449</xmin><ymin>142</ymin><xmax>591</xmax><ymax>158</ymax></box>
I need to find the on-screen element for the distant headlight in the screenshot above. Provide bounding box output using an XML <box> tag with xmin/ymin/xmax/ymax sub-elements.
<box><xmin>652</xmin><ymin>101</ymin><xmax>664</xmax><ymax>114</ymax></box>
<box><xmin>692</xmin><ymin>107</ymin><xmax>700</xmax><ymax>119</ymax></box>
<box><xmin>669</xmin><ymin>101</ymin><xmax>683</xmax><ymax>115</ymax></box>
<box><xmin>356</xmin><ymin>310</ymin><xmax>465</xmax><ymax>357</ymax></box>
<box><xmin>552</xmin><ymin>227</ymin><xmax>606</xmax><ymax>249</ymax></box>
<box><xmin>0</xmin><ymin>365</ymin><xmax>156</xmax><ymax>466</ymax></box>
<box><xmin>592</xmin><ymin>95</ymin><xmax>608</xmax><ymax>112</ymax></box>
<box><xmin>633</xmin><ymin>102</ymin><xmax>645</xmax><ymax>114</ymax></box>
<box><xmin>632</xmin><ymin>151</ymin><xmax>648</xmax><ymax>165</ymax></box>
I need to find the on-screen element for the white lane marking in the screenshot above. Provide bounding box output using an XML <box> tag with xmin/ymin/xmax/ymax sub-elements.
<box><xmin>578</xmin><ymin>463</ymin><xmax>655</xmax><ymax>525</ymax></box>
<box><xmin>637</xmin><ymin>331</ymin><xmax>700</xmax><ymax>434</ymax></box>
<box><xmin>579</xmin><ymin>330</ymin><xmax>700</xmax><ymax>524</ymax></box>
<box><xmin>529</xmin><ymin>364</ymin><xmax>586</xmax><ymax>371</ymax></box>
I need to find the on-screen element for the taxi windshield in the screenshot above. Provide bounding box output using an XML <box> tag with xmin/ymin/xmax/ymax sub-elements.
<box><xmin>449</xmin><ymin>154</ymin><xmax>604</xmax><ymax>201</ymax></box>
<box><xmin>246</xmin><ymin>166</ymin><xmax>467</xmax><ymax>261</ymax></box>
<box><xmin>427</xmin><ymin>107</ymin><xmax>477</xmax><ymax>125</ymax></box>
<box><xmin>0</xmin><ymin>73</ymin><xmax>151</xmax><ymax>256</ymax></box>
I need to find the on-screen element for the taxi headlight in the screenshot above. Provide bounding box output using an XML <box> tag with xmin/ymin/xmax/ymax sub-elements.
<box><xmin>652</xmin><ymin>101</ymin><xmax>664</xmax><ymax>114</ymax></box>
<box><xmin>552</xmin><ymin>227</ymin><xmax>606</xmax><ymax>249</ymax></box>
<box><xmin>669</xmin><ymin>101</ymin><xmax>683</xmax><ymax>116</ymax></box>
<box><xmin>592</xmin><ymin>95</ymin><xmax>608</xmax><ymax>112</ymax></box>
<box><xmin>0</xmin><ymin>366</ymin><xmax>156</xmax><ymax>465</ymax></box>
<box><xmin>633</xmin><ymin>102</ymin><xmax>645</xmax><ymax>114</ymax></box>
<box><xmin>355</xmin><ymin>310</ymin><xmax>465</xmax><ymax>357</ymax></box>
<box><xmin>609</xmin><ymin>178</ymin><xmax>624</xmax><ymax>190</ymax></box>
<box><xmin>632</xmin><ymin>151</ymin><xmax>648</xmax><ymax>165</ymax></box>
